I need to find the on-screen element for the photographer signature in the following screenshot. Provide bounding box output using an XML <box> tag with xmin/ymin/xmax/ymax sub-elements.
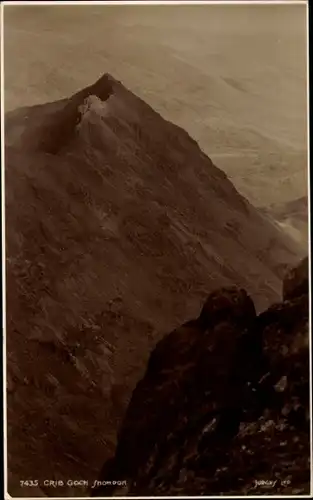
<box><xmin>254</xmin><ymin>479</ymin><xmax>291</xmax><ymax>488</ymax></box>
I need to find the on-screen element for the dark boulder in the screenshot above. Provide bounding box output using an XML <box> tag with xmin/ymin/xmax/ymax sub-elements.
<box><xmin>198</xmin><ymin>286</ymin><xmax>256</xmax><ymax>329</ymax></box>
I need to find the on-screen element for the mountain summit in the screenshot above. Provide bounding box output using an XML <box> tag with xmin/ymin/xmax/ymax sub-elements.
<box><xmin>5</xmin><ymin>73</ymin><xmax>303</xmax><ymax>496</ymax></box>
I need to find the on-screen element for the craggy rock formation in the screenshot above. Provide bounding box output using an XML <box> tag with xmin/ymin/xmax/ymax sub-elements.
<box><xmin>6</xmin><ymin>73</ymin><xmax>303</xmax><ymax>495</ymax></box>
<box><xmin>93</xmin><ymin>257</ymin><xmax>310</xmax><ymax>496</ymax></box>
<box><xmin>283</xmin><ymin>256</ymin><xmax>309</xmax><ymax>301</ymax></box>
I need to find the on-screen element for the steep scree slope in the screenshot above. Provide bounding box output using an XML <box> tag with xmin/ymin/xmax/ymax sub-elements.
<box><xmin>5</xmin><ymin>73</ymin><xmax>302</xmax><ymax>496</ymax></box>
<box><xmin>93</xmin><ymin>257</ymin><xmax>310</xmax><ymax>496</ymax></box>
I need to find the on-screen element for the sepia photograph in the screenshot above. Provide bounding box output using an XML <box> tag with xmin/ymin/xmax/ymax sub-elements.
<box><xmin>2</xmin><ymin>0</ymin><xmax>310</xmax><ymax>497</ymax></box>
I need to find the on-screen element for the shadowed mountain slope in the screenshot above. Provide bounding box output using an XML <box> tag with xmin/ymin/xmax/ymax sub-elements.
<box><xmin>5</xmin><ymin>73</ymin><xmax>303</xmax><ymax>496</ymax></box>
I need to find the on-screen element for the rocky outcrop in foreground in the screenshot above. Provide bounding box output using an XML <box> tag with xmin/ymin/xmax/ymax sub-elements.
<box><xmin>93</xmin><ymin>257</ymin><xmax>310</xmax><ymax>496</ymax></box>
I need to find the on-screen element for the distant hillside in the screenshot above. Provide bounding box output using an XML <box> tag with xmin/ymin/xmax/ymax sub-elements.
<box><xmin>5</xmin><ymin>73</ymin><xmax>303</xmax><ymax>497</ymax></box>
<box><xmin>264</xmin><ymin>196</ymin><xmax>308</xmax><ymax>250</ymax></box>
